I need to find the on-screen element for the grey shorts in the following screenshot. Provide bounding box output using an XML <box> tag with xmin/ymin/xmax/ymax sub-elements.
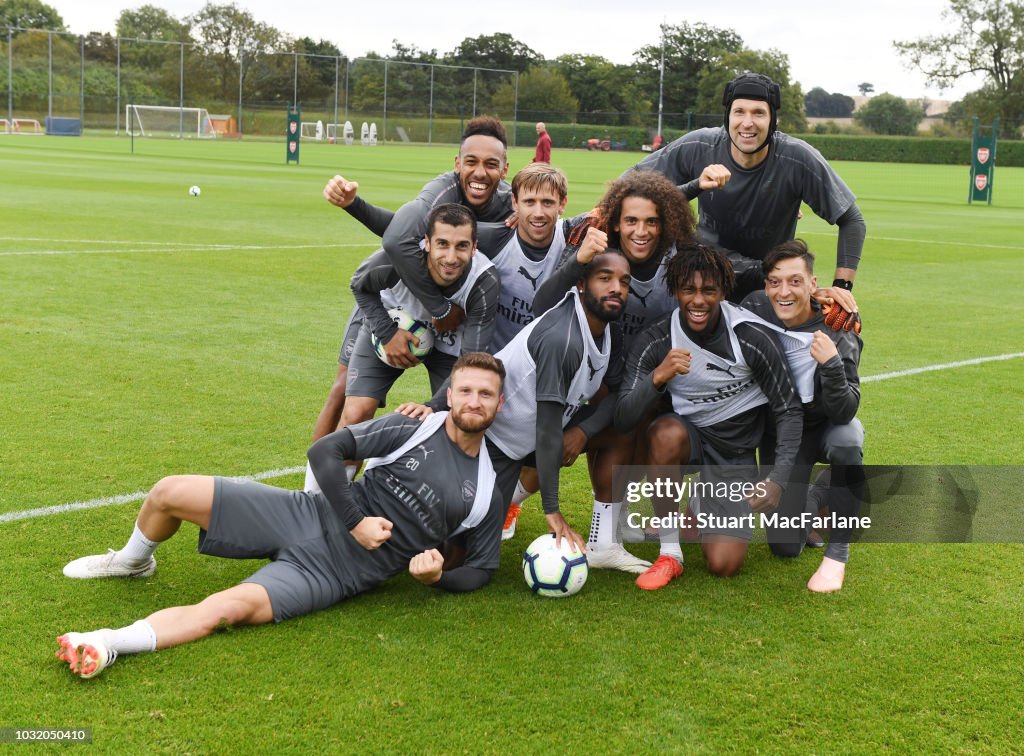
<box><xmin>656</xmin><ymin>413</ymin><xmax>759</xmax><ymax>539</ymax></box>
<box><xmin>337</xmin><ymin>306</ymin><xmax>364</xmax><ymax>367</ymax></box>
<box><xmin>345</xmin><ymin>324</ymin><xmax>456</xmax><ymax>403</ymax></box>
<box><xmin>200</xmin><ymin>478</ymin><xmax>371</xmax><ymax>622</ymax></box>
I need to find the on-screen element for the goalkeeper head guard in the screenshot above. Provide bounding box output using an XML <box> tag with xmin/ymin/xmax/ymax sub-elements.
<box><xmin>722</xmin><ymin>72</ymin><xmax>781</xmax><ymax>151</ymax></box>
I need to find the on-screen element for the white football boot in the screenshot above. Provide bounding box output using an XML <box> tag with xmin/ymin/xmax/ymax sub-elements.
<box><xmin>63</xmin><ymin>549</ymin><xmax>156</xmax><ymax>579</ymax></box>
<box><xmin>55</xmin><ymin>631</ymin><xmax>117</xmax><ymax>679</ymax></box>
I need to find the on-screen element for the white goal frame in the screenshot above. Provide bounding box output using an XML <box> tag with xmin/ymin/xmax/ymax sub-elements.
<box><xmin>0</xmin><ymin>118</ymin><xmax>44</xmax><ymax>135</ymax></box>
<box><xmin>125</xmin><ymin>105</ymin><xmax>216</xmax><ymax>139</ymax></box>
<box><xmin>300</xmin><ymin>120</ymin><xmax>324</xmax><ymax>141</ymax></box>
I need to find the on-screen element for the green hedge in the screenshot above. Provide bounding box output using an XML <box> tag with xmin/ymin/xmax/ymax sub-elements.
<box><xmin>530</xmin><ymin>124</ymin><xmax>1024</xmax><ymax>166</ymax></box>
<box><xmin>230</xmin><ymin>111</ymin><xmax>1024</xmax><ymax>167</ymax></box>
<box><xmin>799</xmin><ymin>134</ymin><xmax>1024</xmax><ymax>167</ymax></box>
<box><xmin>512</xmin><ymin>122</ymin><xmax>695</xmax><ymax>152</ymax></box>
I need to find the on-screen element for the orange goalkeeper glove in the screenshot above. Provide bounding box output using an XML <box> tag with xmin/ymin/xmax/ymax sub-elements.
<box><xmin>822</xmin><ymin>303</ymin><xmax>862</xmax><ymax>334</ymax></box>
<box><xmin>566</xmin><ymin>209</ymin><xmax>605</xmax><ymax>248</ymax></box>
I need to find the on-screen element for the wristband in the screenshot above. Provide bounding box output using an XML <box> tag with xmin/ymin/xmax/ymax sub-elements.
<box><xmin>832</xmin><ymin>278</ymin><xmax>854</xmax><ymax>291</ymax></box>
<box><xmin>434</xmin><ymin>301</ymin><xmax>453</xmax><ymax>321</ymax></box>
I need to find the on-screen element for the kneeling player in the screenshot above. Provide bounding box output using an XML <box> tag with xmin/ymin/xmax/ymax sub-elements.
<box><xmin>615</xmin><ymin>243</ymin><xmax>805</xmax><ymax>588</ymax></box>
<box><xmin>524</xmin><ymin>171</ymin><xmax>697</xmax><ymax>564</ymax></box>
<box><xmin>55</xmin><ymin>353</ymin><xmax>507</xmax><ymax>679</ymax></box>
<box><xmin>742</xmin><ymin>240</ymin><xmax>864</xmax><ymax>592</ymax></box>
<box><xmin>407</xmin><ymin>250</ymin><xmax>632</xmax><ymax>553</ymax></box>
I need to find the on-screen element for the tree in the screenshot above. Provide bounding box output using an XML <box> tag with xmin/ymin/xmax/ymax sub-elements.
<box><xmin>895</xmin><ymin>0</ymin><xmax>1024</xmax><ymax>136</ymax></box>
<box><xmin>634</xmin><ymin>22</ymin><xmax>743</xmax><ymax>120</ymax></box>
<box><xmin>493</xmin><ymin>65</ymin><xmax>578</xmax><ymax>122</ymax></box>
<box><xmin>0</xmin><ymin>0</ymin><xmax>63</xmax><ymax>32</ymax></box>
<box><xmin>82</xmin><ymin>31</ymin><xmax>118</xmax><ymax>66</ymax></box>
<box><xmin>186</xmin><ymin>2</ymin><xmax>283</xmax><ymax>102</ymax></box>
<box><xmin>554</xmin><ymin>54</ymin><xmax>651</xmax><ymax>125</ymax></box>
<box><xmin>296</xmin><ymin>37</ymin><xmax>342</xmax><ymax>91</ymax></box>
<box><xmin>115</xmin><ymin>6</ymin><xmax>191</xmax><ymax>84</ymax></box>
<box><xmin>381</xmin><ymin>41</ymin><xmax>439</xmax><ymax>118</ymax></box>
<box><xmin>949</xmin><ymin>78</ymin><xmax>1024</xmax><ymax>130</ymax></box>
<box><xmin>853</xmin><ymin>92</ymin><xmax>925</xmax><ymax>135</ymax></box>
<box><xmin>116</xmin><ymin>5</ymin><xmax>190</xmax><ymax>42</ymax></box>
<box><xmin>858</xmin><ymin>82</ymin><xmax>874</xmax><ymax>96</ymax></box>
<box><xmin>804</xmin><ymin>87</ymin><xmax>855</xmax><ymax>117</ymax></box>
<box><xmin>694</xmin><ymin>48</ymin><xmax>808</xmax><ymax>134</ymax></box>
<box><xmin>445</xmin><ymin>33</ymin><xmax>540</xmax><ymax>72</ymax></box>
<box><xmin>441</xmin><ymin>34</ymin><xmax>539</xmax><ymax>116</ymax></box>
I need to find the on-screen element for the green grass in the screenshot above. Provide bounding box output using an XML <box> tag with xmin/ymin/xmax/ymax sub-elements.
<box><xmin>1</xmin><ymin>135</ymin><xmax>1022</xmax><ymax>752</ymax></box>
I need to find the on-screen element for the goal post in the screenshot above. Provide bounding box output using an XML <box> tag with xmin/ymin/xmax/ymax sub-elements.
<box><xmin>300</xmin><ymin>120</ymin><xmax>324</xmax><ymax>141</ymax></box>
<box><xmin>325</xmin><ymin>121</ymin><xmax>354</xmax><ymax>144</ymax></box>
<box><xmin>125</xmin><ymin>105</ymin><xmax>217</xmax><ymax>139</ymax></box>
<box><xmin>0</xmin><ymin>118</ymin><xmax>44</xmax><ymax>135</ymax></box>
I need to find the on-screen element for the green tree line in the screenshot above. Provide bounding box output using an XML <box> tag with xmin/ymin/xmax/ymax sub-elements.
<box><xmin>2</xmin><ymin>0</ymin><xmax>1020</xmax><ymax>137</ymax></box>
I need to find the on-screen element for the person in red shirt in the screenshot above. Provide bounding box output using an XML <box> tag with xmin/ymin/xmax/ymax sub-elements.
<box><xmin>533</xmin><ymin>122</ymin><xmax>551</xmax><ymax>163</ymax></box>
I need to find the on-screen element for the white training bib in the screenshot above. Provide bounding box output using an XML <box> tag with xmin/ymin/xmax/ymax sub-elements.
<box><xmin>486</xmin><ymin>290</ymin><xmax>610</xmax><ymax>460</ymax></box>
<box><xmin>381</xmin><ymin>253</ymin><xmax>494</xmax><ymax>356</ymax></box>
<box><xmin>490</xmin><ymin>228</ymin><xmax>566</xmax><ymax>351</ymax></box>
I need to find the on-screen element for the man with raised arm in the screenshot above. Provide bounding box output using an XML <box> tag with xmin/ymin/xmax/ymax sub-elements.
<box><xmin>311</xmin><ymin>116</ymin><xmax>513</xmax><ymax>444</ymax></box>
<box><xmin>629</xmin><ymin>72</ymin><xmax>865</xmax><ymax>322</ymax></box>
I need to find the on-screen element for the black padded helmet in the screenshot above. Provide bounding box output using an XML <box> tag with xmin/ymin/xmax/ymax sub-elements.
<box><xmin>722</xmin><ymin>72</ymin><xmax>781</xmax><ymax>149</ymax></box>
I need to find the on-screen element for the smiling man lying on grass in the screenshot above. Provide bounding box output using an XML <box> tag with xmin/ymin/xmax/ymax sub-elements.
<box><xmin>56</xmin><ymin>352</ymin><xmax>506</xmax><ymax>679</ymax></box>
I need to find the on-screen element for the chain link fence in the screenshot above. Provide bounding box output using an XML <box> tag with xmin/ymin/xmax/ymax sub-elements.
<box><xmin>1</xmin><ymin>26</ymin><xmax>725</xmax><ymax>147</ymax></box>
<box><xmin>1</xmin><ymin>27</ymin><xmax>522</xmax><ymax>143</ymax></box>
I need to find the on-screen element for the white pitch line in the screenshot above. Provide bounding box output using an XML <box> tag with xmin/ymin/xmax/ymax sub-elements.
<box><xmin>0</xmin><ymin>242</ymin><xmax>373</xmax><ymax>257</ymax></box>
<box><xmin>4</xmin><ymin>352</ymin><xmax>1023</xmax><ymax>526</ymax></box>
<box><xmin>0</xmin><ymin>466</ymin><xmax>304</xmax><ymax>524</ymax></box>
<box><xmin>861</xmin><ymin>352</ymin><xmax>1024</xmax><ymax>383</ymax></box>
<box><xmin>0</xmin><ymin>237</ymin><xmax>217</xmax><ymax>247</ymax></box>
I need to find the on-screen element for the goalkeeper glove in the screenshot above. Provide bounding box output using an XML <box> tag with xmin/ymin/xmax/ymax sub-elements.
<box><xmin>566</xmin><ymin>210</ymin><xmax>604</xmax><ymax>248</ymax></box>
<box><xmin>822</xmin><ymin>303</ymin><xmax>862</xmax><ymax>334</ymax></box>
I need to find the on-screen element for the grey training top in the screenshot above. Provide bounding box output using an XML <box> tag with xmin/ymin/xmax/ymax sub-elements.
<box><xmin>630</xmin><ymin>127</ymin><xmax>862</xmax><ymax>268</ymax></box>
<box><xmin>350</xmin><ymin>248</ymin><xmax>501</xmax><ymax>353</ymax></box>
<box><xmin>739</xmin><ymin>292</ymin><xmax>862</xmax><ymax>426</ymax></box>
<box><xmin>614</xmin><ymin>308</ymin><xmax>803</xmax><ymax>487</ymax></box>
<box><xmin>307</xmin><ymin>413</ymin><xmax>504</xmax><ymax>588</ymax></box>
<box><xmin>379</xmin><ymin>172</ymin><xmax>513</xmax><ymax>318</ymax></box>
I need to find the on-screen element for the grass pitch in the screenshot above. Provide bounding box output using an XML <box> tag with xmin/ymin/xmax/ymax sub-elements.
<box><xmin>1</xmin><ymin>135</ymin><xmax>1022</xmax><ymax>752</ymax></box>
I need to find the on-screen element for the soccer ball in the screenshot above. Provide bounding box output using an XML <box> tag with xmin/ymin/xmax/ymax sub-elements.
<box><xmin>188</xmin><ymin>185</ymin><xmax>201</xmax><ymax>197</ymax></box>
<box><xmin>371</xmin><ymin>308</ymin><xmax>434</xmax><ymax>367</ymax></box>
<box><xmin>522</xmin><ymin>533</ymin><xmax>588</xmax><ymax>598</ymax></box>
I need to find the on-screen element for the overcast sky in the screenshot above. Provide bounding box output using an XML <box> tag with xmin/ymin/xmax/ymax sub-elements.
<box><xmin>52</xmin><ymin>0</ymin><xmax>983</xmax><ymax>101</ymax></box>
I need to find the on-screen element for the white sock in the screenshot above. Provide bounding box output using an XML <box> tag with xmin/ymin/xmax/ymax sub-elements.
<box><xmin>618</xmin><ymin>503</ymin><xmax>639</xmax><ymax>528</ymax></box>
<box><xmin>303</xmin><ymin>461</ymin><xmax>321</xmax><ymax>493</ymax></box>
<box><xmin>587</xmin><ymin>500</ymin><xmax>621</xmax><ymax>548</ymax></box>
<box><xmin>511</xmin><ymin>480</ymin><xmax>532</xmax><ymax>506</ymax></box>
<box><xmin>345</xmin><ymin>464</ymin><xmax>357</xmax><ymax>482</ymax></box>
<box><xmin>102</xmin><ymin>620</ymin><xmax>157</xmax><ymax>655</ymax></box>
<box><xmin>688</xmin><ymin>493</ymin><xmax>701</xmax><ymax>517</ymax></box>
<box><xmin>658</xmin><ymin>526</ymin><xmax>683</xmax><ymax>563</ymax></box>
<box><xmin>116</xmin><ymin>524</ymin><xmax>159</xmax><ymax>566</ymax></box>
